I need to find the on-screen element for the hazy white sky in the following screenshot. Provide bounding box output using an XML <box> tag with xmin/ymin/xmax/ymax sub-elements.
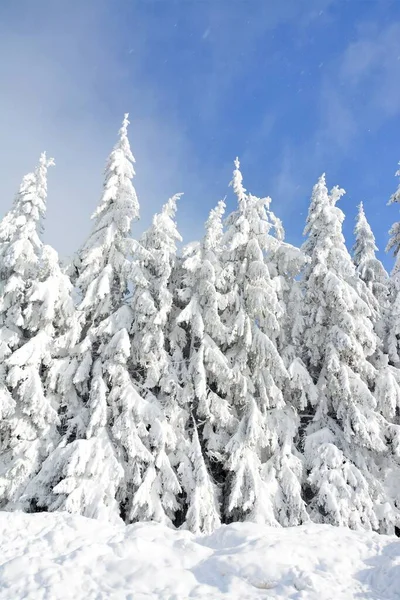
<box><xmin>0</xmin><ymin>0</ymin><xmax>212</xmax><ymax>259</ymax></box>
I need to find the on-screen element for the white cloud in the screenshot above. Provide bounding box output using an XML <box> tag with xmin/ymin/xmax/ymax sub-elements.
<box><xmin>0</xmin><ymin>0</ymin><xmax>211</xmax><ymax>258</ymax></box>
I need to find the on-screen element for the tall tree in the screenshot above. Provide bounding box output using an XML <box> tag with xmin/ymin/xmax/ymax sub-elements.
<box><xmin>386</xmin><ymin>168</ymin><xmax>400</xmax><ymax>367</ymax></box>
<box><xmin>219</xmin><ymin>159</ymin><xmax>307</xmax><ymax>526</ymax></box>
<box><xmin>23</xmin><ymin>115</ymin><xmax>140</xmax><ymax>524</ymax></box>
<box><xmin>387</xmin><ymin>163</ymin><xmax>400</xmax><ymax>280</ymax></box>
<box><xmin>175</xmin><ymin>200</ymin><xmax>233</xmax><ymax>530</ymax></box>
<box><xmin>268</xmin><ymin>204</ymin><xmax>316</xmax><ymax>445</ymax></box>
<box><xmin>127</xmin><ymin>194</ymin><xmax>183</xmax><ymax>524</ymax></box>
<box><xmin>354</xmin><ymin>202</ymin><xmax>389</xmax><ymax>303</ymax></box>
<box><xmin>76</xmin><ymin>113</ymin><xmax>139</xmax><ymax>325</ymax></box>
<box><xmin>0</xmin><ymin>153</ymin><xmax>76</xmax><ymax>508</ymax></box>
<box><xmin>301</xmin><ymin>174</ymin><xmax>397</xmax><ymax>533</ymax></box>
<box><xmin>353</xmin><ymin>202</ymin><xmax>389</xmax><ymax>355</ymax></box>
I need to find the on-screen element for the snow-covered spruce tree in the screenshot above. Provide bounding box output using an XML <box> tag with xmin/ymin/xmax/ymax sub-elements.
<box><xmin>17</xmin><ymin>241</ymin><xmax>82</xmax><ymax>512</ymax></box>
<box><xmin>301</xmin><ymin>174</ymin><xmax>397</xmax><ymax>533</ymax></box>
<box><xmin>76</xmin><ymin>113</ymin><xmax>139</xmax><ymax>325</ymax></box>
<box><xmin>174</xmin><ymin>200</ymin><xmax>233</xmax><ymax>531</ymax></box>
<box><xmin>386</xmin><ymin>167</ymin><xmax>400</xmax><ymax>367</ymax></box>
<box><xmin>182</xmin><ymin>418</ymin><xmax>221</xmax><ymax>534</ymax></box>
<box><xmin>0</xmin><ymin>153</ymin><xmax>77</xmax><ymax>508</ymax></box>
<box><xmin>353</xmin><ymin>202</ymin><xmax>389</xmax><ymax>354</ymax></box>
<box><xmin>267</xmin><ymin>207</ymin><xmax>316</xmax><ymax>435</ymax></box>
<box><xmin>387</xmin><ymin>162</ymin><xmax>400</xmax><ymax>278</ymax></box>
<box><xmin>352</xmin><ymin>204</ymin><xmax>400</xmax><ymax>462</ymax></box>
<box><xmin>23</xmin><ymin>114</ymin><xmax>144</xmax><ymax>524</ymax></box>
<box><xmin>219</xmin><ymin>159</ymin><xmax>307</xmax><ymax>526</ymax></box>
<box><xmin>277</xmin><ymin>278</ymin><xmax>317</xmax><ymax>422</ymax></box>
<box><xmin>127</xmin><ymin>194</ymin><xmax>183</xmax><ymax>525</ymax></box>
<box><xmin>131</xmin><ymin>194</ymin><xmax>182</xmax><ymax>396</ymax></box>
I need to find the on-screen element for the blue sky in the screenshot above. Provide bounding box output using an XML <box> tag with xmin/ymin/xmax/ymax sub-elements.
<box><xmin>0</xmin><ymin>0</ymin><xmax>399</xmax><ymax>269</ymax></box>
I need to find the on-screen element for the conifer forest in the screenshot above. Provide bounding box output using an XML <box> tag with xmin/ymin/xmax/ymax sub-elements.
<box><xmin>2</xmin><ymin>113</ymin><xmax>400</xmax><ymax>537</ymax></box>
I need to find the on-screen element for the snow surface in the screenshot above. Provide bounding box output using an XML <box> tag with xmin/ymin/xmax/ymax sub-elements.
<box><xmin>0</xmin><ymin>512</ymin><xmax>399</xmax><ymax>599</ymax></box>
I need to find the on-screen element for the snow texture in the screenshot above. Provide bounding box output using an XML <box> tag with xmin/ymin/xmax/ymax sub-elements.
<box><xmin>0</xmin><ymin>511</ymin><xmax>399</xmax><ymax>599</ymax></box>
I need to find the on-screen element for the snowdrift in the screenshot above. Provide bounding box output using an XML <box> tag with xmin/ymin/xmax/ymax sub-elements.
<box><xmin>0</xmin><ymin>511</ymin><xmax>399</xmax><ymax>599</ymax></box>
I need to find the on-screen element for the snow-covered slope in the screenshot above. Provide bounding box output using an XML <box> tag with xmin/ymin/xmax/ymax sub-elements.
<box><xmin>0</xmin><ymin>512</ymin><xmax>399</xmax><ymax>599</ymax></box>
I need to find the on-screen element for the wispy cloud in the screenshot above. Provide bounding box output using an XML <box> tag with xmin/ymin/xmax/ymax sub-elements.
<box><xmin>340</xmin><ymin>21</ymin><xmax>400</xmax><ymax>118</ymax></box>
<box><xmin>318</xmin><ymin>20</ymin><xmax>400</xmax><ymax>151</ymax></box>
<box><xmin>0</xmin><ymin>0</ymin><xmax>212</xmax><ymax>257</ymax></box>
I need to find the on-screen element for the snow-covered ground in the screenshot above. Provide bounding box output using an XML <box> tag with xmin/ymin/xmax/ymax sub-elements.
<box><xmin>0</xmin><ymin>512</ymin><xmax>399</xmax><ymax>599</ymax></box>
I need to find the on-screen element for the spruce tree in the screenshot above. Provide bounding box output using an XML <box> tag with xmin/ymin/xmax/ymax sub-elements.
<box><xmin>354</xmin><ymin>202</ymin><xmax>389</xmax><ymax>304</ymax></box>
<box><xmin>269</xmin><ymin>205</ymin><xmax>316</xmax><ymax>445</ymax></box>
<box><xmin>130</xmin><ymin>194</ymin><xmax>182</xmax><ymax>399</ymax></box>
<box><xmin>126</xmin><ymin>194</ymin><xmax>183</xmax><ymax>524</ymax></box>
<box><xmin>0</xmin><ymin>153</ymin><xmax>75</xmax><ymax>508</ymax></box>
<box><xmin>24</xmin><ymin>115</ymin><xmax>140</xmax><ymax>523</ymax></box>
<box><xmin>386</xmin><ymin>168</ymin><xmax>400</xmax><ymax>367</ymax></box>
<box><xmin>353</xmin><ymin>202</ymin><xmax>389</xmax><ymax>355</ymax></box>
<box><xmin>220</xmin><ymin>159</ymin><xmax>307</xmax><ymax>526</ymax></box>
<box><xmin>387</xmin><ymin>163</ymin><xmax>400</xmax><ymax>279</ymax></box>
<box><xmin>301</xmin><ymin>174</ymin><xmax>396</xmax><ymax>532</ymax></box>
<box><xmin>175</xmin><ymin>200</ymin><xmax>233</xmax><ymax>529</ymax></box>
